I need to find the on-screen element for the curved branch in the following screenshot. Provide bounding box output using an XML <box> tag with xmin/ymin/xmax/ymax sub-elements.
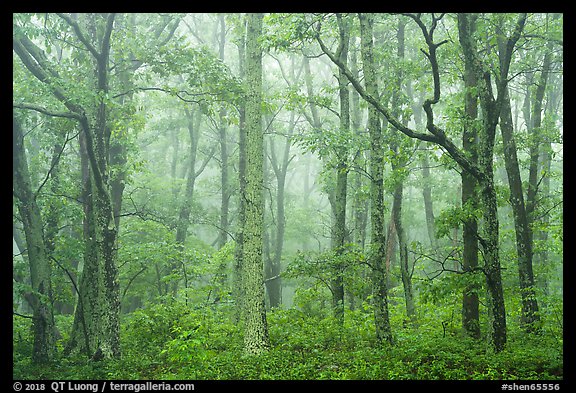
<box><xmin>56</xmin><ymin>13</ymin><xmax>101</xmax><ymax>60</ymax></box>
<box><xmin>13</xmin><ymin>102</ymin><xmax>82</xmax><ymax>121</ymax></box>
<box><xmin>316</xmin><ymin>18</ymin><xmax>485</xmax><ymax>182</ymax></box>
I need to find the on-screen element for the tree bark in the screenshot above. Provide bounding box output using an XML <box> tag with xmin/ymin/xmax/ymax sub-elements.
<box><xmin>242</xmin><ymin>12</ymin><xmax>270</xmax><ymax>355</ymax></box>
<box><xmin>13</xmin><ymin>113</ymin><xmax>56</xmax><ymax>364</ymax></box>
<box><xmin>359</xmin><ymin>12</ymin><xmax>393</xmax><ymax>345</ymax></box>
<box><xmin>460</xmin><ymin>15</ymin><xmax>481</xmax><ymax>338</ymax></box>
<box><xmin>500</xmin><ymin>85</ymin><xmax>541</xmax><ymax>332</ymax></box>
<box><xmin>233</xmin><ymin>15</ymin><xmax>247</xmax><ymax>323</ymax></box>
<box><xmin>330</xmin><ymin>13</ymin><xmax>350</xmax><ymax>326</ymax></box>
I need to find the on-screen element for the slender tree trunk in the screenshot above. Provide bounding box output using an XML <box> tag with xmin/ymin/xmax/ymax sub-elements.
<box><xmin>330</xmin><ymin>13</ymin><xmax>350</xmax><ymax>326</ymax></box>
<box><xmin>350</xmin><ymin>46</ymin><xmax>368</xmax><ymax>250</ymax></box>
<box><xmin>217</xmin><ymin>14</ymin><xmax>231</xmax><ymax>250</ymax></box>
<box><xmin>391</xmin><ymin>18</ymin><xmax>416</xmax><ymax>323</ymax></box>
<box><xmin>265</xmin><ymin>114</ymin><xmax>294</xmax><ymax>308</ymax></box>
<box><xmin>242</xmin><ymin>12</ymin><xmax>270</xmax><ymax>355</ymax></box>
<box><xmin>537</xmin><ymin>69</ymin><xmax>562</xmax><ymax>296</ymax></box>
<box><xmin>359</xmin><ymin>12</ymin><xmax>393</xmax><ymax>345</ymax></box>
<box><xmin>461</xmin><ymin>22</ymin><xmax>481</xmax><ymax>338</ymax></box>
<box><xmin>500</xmin><ymin>86</ymin><xmax>541</xmax><ymax>332</ymax></box>
<box><xmin>409</xmin><ymin>88</ymin><xmax>436</xmax><ymax>248</ymax></box>
<box><xmin>13</xmin><ymin>114</ymin><xmax>56</xmax><ymax>364</ymax></box>
<box><xmin>173</xmin><ymin>108</ymin><xmax>209</xmax><ymax>296</ymax></box>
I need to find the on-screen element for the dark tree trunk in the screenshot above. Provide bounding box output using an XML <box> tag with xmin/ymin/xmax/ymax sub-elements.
<box><xmin>500</xmin><ymin>86</ymin><xmax>541</xmax><ymax>332</ymax></box>
<box><xmin>330</xmin><ymin>13</ymin><xmax>350</xmax><ymax>326</ymax></box>
<box><xmin>461</xmin><ymin>23</ymin><xmax>481</xmax><ymax>339</ymax></box>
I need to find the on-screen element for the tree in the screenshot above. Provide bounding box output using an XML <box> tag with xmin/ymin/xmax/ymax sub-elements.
<box><xmin>242</xmin><ymin>12</ymin><xmax>270</xmax><ymax>355</ymax></box>
<box><xmin>14</xmin><ymin>13</ymin><xmax>121</xmax><ymax>359</ymax></box>
<box><xmin>460</xmin><ymin>13</ymin><xmax>481</xmax><ymax>339</ymax></box>
<box><xmin>13</xmin><ymin>113</ymin><xmax>56</xmax><ymax>363</ymax></box>
<box><xmin>458</xmin><ymin>12</ymin><xmax>527</xmax><ymax>351</ymax></box>
<box><xmin>358</xmin><ymin>12</ymin><xmax>393</xmax><ymax>345</ymax></box>
<box><xmin>320</xmin><ymin>12</ymin><xmax>527</xmax><ymax>353</ymax></box>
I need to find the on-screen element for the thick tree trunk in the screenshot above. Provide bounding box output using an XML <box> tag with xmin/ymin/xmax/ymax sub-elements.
<box><xmin>66</xmin><ymin>131</ymin><xmax>99</xmax><ymax>357</ymax></box>
<box><xmin>242</xmin><ymin>12</ymin><xmax>270</xmax><ymax>355</ymax></box>
<box><xmin>480</xmin><ymin>179</ymin><xmax>507</xmax><ymax>353</ymax></box>
<box><xmin>13</xmin><ymin>114</ymin><xmax>56</xmax><ymax>364</ymax></box>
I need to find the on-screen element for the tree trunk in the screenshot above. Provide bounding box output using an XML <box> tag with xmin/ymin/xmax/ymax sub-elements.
<box><xmin>500</xmin><ymin>86</ymin><xmax>541</xmax><ymax>332</ymax></box>
<box><xmin>13</xmin><ymin>113</ymin><xmax>56</xmax><ymax>364</ymax></box>
<box><xmin>391</xmin><ymin>18</ymin><xmax>416</xmax><ymax>323</ymax></box>
<box><xmin>330</xmin><ymin>13</ymin><xmax>350</xmax><ymax>326</ymax></box>
<box><xmin>392</xmin><ymin>182</ymin><xmax>416</xmax><ymax>321</ymax></box>
<box><xmin>242</xmin><ymin>12</ymin><xmax>270</xmax><ymax>355</ymax></box>
<box><xmin>66</xmin><ymin>130</ymin><xmax>100</xmax><ymax>358</ymax></box>
<box><xmin>233</xmin><ymin>16</ymin><xmax>247</xmax><ymax>323</ymax></box>
<box><xmin>359</xmin><ymin>12</ymin><xmax>393</xmax><ymax>345</ymax></box>
<box><xmin>217</xmin><ymin>14</ymin><xmax>231</xmax><ymax>250</ymax></box>
<box><xmin>461</xmin><ymin>22</ymin><xmax>481</xmax><ymax>338</ymax></box>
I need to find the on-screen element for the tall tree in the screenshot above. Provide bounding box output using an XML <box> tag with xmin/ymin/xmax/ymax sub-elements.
<box><xmin>242</xmin><ymin>12</ymin><xmax>270</xmax><ymax>355</ymax></box>
<box><xmin>231</xmin><ymin>13</ymin><xmax>247</xmax><ymax>323</ymax></box>
<box><xmin>217</xmin><ymin>14</ymin><xmax>232</xmax><ymax>250</ymax></box>
<box><xmin>390</xmin><ymin>18</ymin><xmax>416</xmax><ymax>322</ymax></box>
<box><xmin>14</xmin><ymin>13</ymin><xmax>121</xmax><ymax>359</ymax></box>
<box><xmin>330</xmin><ymin>13</ymin><xmax>351</xmax><ymax>326</ymax></box>
<box><xmin>460</xmin><ymin>13</ymin><xmax>481</xmax><ymax>339</ymax></box>
<box><xmin>358</xmin><ymin>12</ymin><xmax>393</xmax><ymax>345</ymax></box>
<box><xmin>13</xmin><ymin>113</ymin><xmax>56</xmax><ymax>363</ymax></box>
<box><xmin>320</xmin><ymin>12</ymin><xmax>527</xmax><ymax>353</ymax></box>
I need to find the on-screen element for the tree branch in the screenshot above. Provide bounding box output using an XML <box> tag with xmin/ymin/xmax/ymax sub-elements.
<box><xmin>316</xmin><ymin>16</ymin><xmax>485</xmax><ymax>182</ymax></box>
<box><xmin>13</xmin><ymin>102</ymin><xmax>82</xmax><ymax>121</ymax></box>
<box><xmin>56</xmin><ymin>13</ymin><xmax>101</xmax><ymax>60</ymax></box>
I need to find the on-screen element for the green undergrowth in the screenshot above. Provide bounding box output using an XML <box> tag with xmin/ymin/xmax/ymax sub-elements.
<box><xmin>13</xmin><ymin>301</ymin><xmax>563</xmax><ymax>380</ymax></box>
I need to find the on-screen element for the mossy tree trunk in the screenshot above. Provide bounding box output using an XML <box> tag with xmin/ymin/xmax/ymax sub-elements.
<box><xmin>359</xmin><ymin>12</ymin><xmax>393</xmax><ymax>345</ymax></box>
<box><xmin>460</xmin><ymin>15</ymin><xmax>481</xmax><ymax>339</ymax></box>
<box><xmin>13</xmin><ymin>113</ymin><xmax>56</xmax><ymax>364</ymax></box>
<box><xmin>242</xmin><ymin>12</ymin><xmax>270</xmax><ymax>356</ymax></box>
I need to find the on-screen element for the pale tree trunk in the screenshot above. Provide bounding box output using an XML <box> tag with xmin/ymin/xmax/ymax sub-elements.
<box><xmin>217</xmin><ymin>14</ymin><xmax>231</xmax><ymax>250</ymax></box>
<box><xmin>350</xmin><ymin>46</ymin><xmax>369</xmax><ymax>250</ymax></box>
<box><xmin>537</xmin><ymin>70</ymin><xmax>562</xmax><ymax>296</ymax></box>
<box><xmin>242</xmin><ymin>12</ymin><xmax>270</xmax><ymax>355</ymax></box>
<box><xmin>359</xmin><ymin>12</ymin><xmax>393</xmax><ymax>345</ymax></box>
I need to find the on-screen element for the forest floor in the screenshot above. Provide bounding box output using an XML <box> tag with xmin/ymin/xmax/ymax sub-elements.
<box><xmin>13</xmin><ymin>303</ymin><xmax>563</xmax><ymax>381</ymax></box>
